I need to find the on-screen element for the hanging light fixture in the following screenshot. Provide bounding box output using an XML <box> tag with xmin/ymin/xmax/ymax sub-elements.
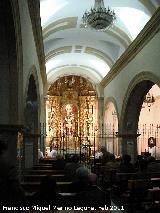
<box><xmin>143</xmin><ymin>92</ymin><xmax>155</xmax><ymax>111</ymax></box>
<box><xmin>82</xmin><ymin>0</ymin><xmax>116</xmax><ymax>31</ymax></box>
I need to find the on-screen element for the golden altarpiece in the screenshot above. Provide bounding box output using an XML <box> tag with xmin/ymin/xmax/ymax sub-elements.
<box><xmin>45</xmin><ymin>75</ymin><xmax>99</xmax><ymax>157</ymax></box>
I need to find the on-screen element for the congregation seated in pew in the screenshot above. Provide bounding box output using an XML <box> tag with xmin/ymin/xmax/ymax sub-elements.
<box><xmin>47</xmin><ymin>148</ymin><xmax>58</xmax><ymax>158</ymax></box>
<box><xmin>0</xmin><ymin>137</ymin><xmax>26</xmax><ymax>207</ymax></box>
<box><xmin>31</xmin><ymin>175</ymin><xmax>66</xmax><ymax>209</ymax></box>
<box><xmin>21</xmin><ymin>151</ymin><xmax>160</xmax><ymax>212</ymax></box>
<box><xmin>64</xmin><ymin>154</ymin><xmax>82</xmax><ymax>181</ymax></box>
<box><xmin>53</xmin><ymin>154</ymin><xmax>66</xmax><ymax>170</ymax></box>
<box><xmin>147</xmin><ymin>156</ymin><xmax>160</xmax><ymax>173</ymax></box>
<box><xmin>119</xmin><ymin>154</ymin><xmax>135</xmax><ymax>173</ymax></box>
<box><xmin>75</xmin><ymin>171</ymin><xmax>109</xmax><ymax>208</ymax></box>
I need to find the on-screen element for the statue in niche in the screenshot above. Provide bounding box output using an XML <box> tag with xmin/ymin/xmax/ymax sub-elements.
<box><xmin>62</xmin><ymin>104</ymin><xmax>78</xmax><ymax>135</ymax></box>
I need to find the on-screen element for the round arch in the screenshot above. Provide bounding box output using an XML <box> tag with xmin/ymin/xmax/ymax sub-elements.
<box><xmin>47</xmin><ymin>71</ymin><xmax>103</xmax><ymax>98</ymax></box>
<box><xmin>119</xmin><ymin>71</ymin><xmax>160</xmax><ymax>161</ymax></box>
<box><xmin>104</xmin><ymin>97</ymin><xmax>120</xmax><ymax>123</ymax></box>
<box><xmin>24</xmin><ymin>69</ymin><xmax>40</xmax><ymax>168</ymax></box>
<box><xmin>104</xmin><ymin>97</ymin><xmax>119</xmax><ymax>155</ymax></box>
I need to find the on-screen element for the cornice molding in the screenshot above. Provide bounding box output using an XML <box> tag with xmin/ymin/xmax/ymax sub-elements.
<box><xmin>101</xmin><ymin>8</ymin><xmax>160</xmax><ymax>87</ymax></box>
<box><xmin>27</xmin><ymin>0</ymin><xmax>47</xmax><ymax>85</ymax></box>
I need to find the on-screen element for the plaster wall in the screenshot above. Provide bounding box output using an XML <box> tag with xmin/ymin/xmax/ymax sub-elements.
<box><xmin>104</xmin><ymin>30</ymin><xmax>160</xmax><ymax>117</ymax></box>
<box><xmin>18</xmin><ymin>0</ymin><xmax>45</xmax><ymax>123</ymax></box>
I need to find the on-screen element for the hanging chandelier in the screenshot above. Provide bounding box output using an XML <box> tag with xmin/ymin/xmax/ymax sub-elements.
<box><xmin>82</xmin><ymin>0</ymin><xmax>116</xmax><ymax>31</ymax></box>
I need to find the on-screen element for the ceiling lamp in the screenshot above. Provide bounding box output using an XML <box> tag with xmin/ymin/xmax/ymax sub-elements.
<box><xmin>143</xmin><ymin>92</ymin><xmax>155</xmax><ymax>111</ymax></box>
<box><xmin>82</xmin><ymin>0</ymin><xmax>116</xmax><ymax>31</ymax></box>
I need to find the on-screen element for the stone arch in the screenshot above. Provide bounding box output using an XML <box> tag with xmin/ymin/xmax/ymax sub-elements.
<box><xmin>119</xmin><ymin>71</ymin><xmax>160</xmax><ymax>161</ymax></box>
<box><xmin>104</xmin><ymin>97</ymin><xmax>119</xmax><ymax>122</ymax></box>
<box><xmin>47</xmin><ymin>73</ymin><xmax>102</xmax><ymax>98</ymax></box>
<box><xmin>104</xmin><ymin>97</ymin><xmax>119</xmax><ymax>155</ymax></box>
<box><xmin>24</xmin><ymin>70</ymin><xmax>40</xmax><ymax>168</ymax></box>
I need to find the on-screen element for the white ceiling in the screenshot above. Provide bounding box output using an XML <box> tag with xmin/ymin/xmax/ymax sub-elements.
<box><xmin>40</xmin><ymin>0</ymin><xmax>159</xmax><ymax>85</ymax></box>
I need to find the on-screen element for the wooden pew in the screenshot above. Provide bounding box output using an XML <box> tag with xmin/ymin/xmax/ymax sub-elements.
<box><xmin>22</xmin><ymin>174</ymin><xmax>65</xmax><ymax>182</ymax></box>
<box><xmin>33</xmin><ymin>165</ymin><xmax>54</xmax><ymax>170</ymax></box>
<box><xmin>151</xmin><ymin>177</ymin><xmax>160</xmax><ymax>187</ymax></box>
<box><xmin>39</xmin><ymin>158</ymin><xmax>57</xmax><ymax>164</ymax></box>
<box><xmin>21</xmin><ymin>181</ymin><xmax>72</xmax><ymax>193</ymax></box>
<box><xmin>23</xmin><ymin>169</ymin><xmax>64</xmax><ymax>175</ymax></box>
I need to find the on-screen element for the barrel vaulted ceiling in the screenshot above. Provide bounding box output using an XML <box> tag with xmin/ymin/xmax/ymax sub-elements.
<box><xmin>40</xmin><ymin>0</ymin><xmax>160</xmax><ymax>85</ymax></box>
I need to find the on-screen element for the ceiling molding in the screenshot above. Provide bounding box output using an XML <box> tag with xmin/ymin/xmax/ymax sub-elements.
<box><xmin>105</xmin><ymin>30</ymin><xmax>129</xmax><ymax>49</ymax></box>
<box><xmin>43</xmin><ymin>17</ymin><xmax>78</xmax><ymax>39</ymax></box>
<box><xmin>75</xmin><ymin>45</ymin><xmax>83</xmax><ymax>53</ymax></box>
<box><xmin>112</xmin><ymin>25</ymin><xmax>132</xmax><ymax>45</ymax></box>
<box><xmin>85</xmin><ymin>47</ymin><xmax>114</xmax><ymax>67</ymax></box>
<box><xmin>45</xmin><ymin>46</ymin><xmax>114</xmax><ymax>68</ymax></box>
<box><xmin>47</xmin><ymin>66</ymin><xmax>102</xmax><ymax>85</ymax></box>
<box><xmin>47</xmin><ymin>64</ymin><xmax>103</xmax><ymax>80</ymax></box>
<box><xmin>43</xmin><ymin>16</ymin><xmax>130</xmax><ymax>49</ymax></box>
<box><xmin>139</xmin><ymin>0</ymin><xmax>157</xmax><ymax>15</ymax></box>
<box><xmin>45</xmin><ymin>46</ymin><xmax>72</xmax><ymax>62</ymax></box>
<box><xmin>101</xmin><ymin>7</ymin><xmax>160</xmax><ymax>87</ymax></box>
<box><xmin>80</xmin><ymin>23</ymin><xmax>130</xmax><ymax>49</ymax></box>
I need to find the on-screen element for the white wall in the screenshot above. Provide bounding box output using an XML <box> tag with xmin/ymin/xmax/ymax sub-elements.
<box><xmin>18</xmin><ymin>1</ymin><xmax>46</xmax><ymax>167</ymax></box>
<box><xmin>104</xmin><ymin>31</ymin><xmax>160</xmax><ymax>117</ymax></box>
<box><xmin>18</xmin><ymin>0</ymin><xmax>45</xmax><ymax>122</ymax></box>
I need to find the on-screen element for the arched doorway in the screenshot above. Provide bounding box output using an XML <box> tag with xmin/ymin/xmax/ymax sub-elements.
<box><xmin>46</xmin><ymin>75</ymin><xmax>98</xmax><ymax>158</ymax></box>
<box><xmin>138</xmin><ymin>84</ymin><xmax>160</xmax><ymax>159</ymax></box>
<box><xmin>24</xmin><ymin>75</ymin><xmax>39</xmax><ymax>168</ymax></box>
<box><xmin>104</xmin><ymin>101</ymin><xmax>119</xmax><ymax>156</ymax></box>
<box><xmin>120</xmin><ymin>79</ymin><xmax>154</xmax><ymax>162</ymax></box>
<box><xmin>121</xmin><ymin>80</ymin><xmax>154</xmax><ymax>161</ymax></box>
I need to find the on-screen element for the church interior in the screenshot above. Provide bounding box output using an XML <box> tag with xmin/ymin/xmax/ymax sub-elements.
<box><xmin>0</xmin><ymin>0</ymin><xmax>160</xmax><ymax>212</ymax></box>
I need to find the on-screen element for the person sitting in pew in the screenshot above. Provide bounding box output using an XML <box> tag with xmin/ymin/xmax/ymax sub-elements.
<box><xmin>115</xmin><ymin>155</ymin><xmax>135</xmax><ymax>193</ymax></box>
<box><xmin>119</xmin><ymin>154</ymin><xmax>135</xmax><ymax>173</ymax></box>
<box><xmin>64</xmin><ymin>154</ymin><xmax>82</xmax><ymax>181</ymax></box>
<box><xmin>103</xmin><ymin>154</ymin><xmax>120</xmax><ymax>188</ymax></box>
<box><xmin>54</xmin><ymin>154</ymin><xmax>66</xmax><ymax>170</ymax></box>
<box><xmin>69</xmin><ymin>167</ymin><xmax>90</xmax><ymax>193</ymax></box>
<box><xmin>31</xmin><ymin>175</ymin><xmax>65</xmax><ymax>209</ymax></box>
<box><xmin>38</xmin><ymin>148</ymin><xmax>44</xmax><ymax>161</ymax></box>
<box><xmin>147</xmin><ymin>156</ymin><xmax>160</xmax><ymax>173</ymax></box>
<box><xmin>75</xmin><ymin>172</ymin><xmax>109</xmax><ymax>208</ymax></box>
<box><xmin>0</xmin><ymin>136</ymin><xmax>26</xmax><ymax>207</ymax></box>
<box><xmin>48</xmin><ymin>148</ymin><xmax>57</xmax><ymax>158</ymax></box>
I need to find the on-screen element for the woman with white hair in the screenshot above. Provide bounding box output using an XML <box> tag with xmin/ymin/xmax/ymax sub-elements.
<box><xmin>69</xmin><ymin>167</ymin><xmax>90</xmax><ymax>193</ymax></box>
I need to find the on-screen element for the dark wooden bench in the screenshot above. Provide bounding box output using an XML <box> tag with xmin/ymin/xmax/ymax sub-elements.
<box><xmin>21</xmin><ymin>181</ymin><xmax>72</xmax><ymax>193</ymax></box>
<box><xmin>22</xmin><ymin>174</ymin><xmax>65</xmax><ymax>182</ymax></box>
<box><xmin>23</xmin><ymin>169</ymin><xmax>64</xmax><ymax>175</ymax></box>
